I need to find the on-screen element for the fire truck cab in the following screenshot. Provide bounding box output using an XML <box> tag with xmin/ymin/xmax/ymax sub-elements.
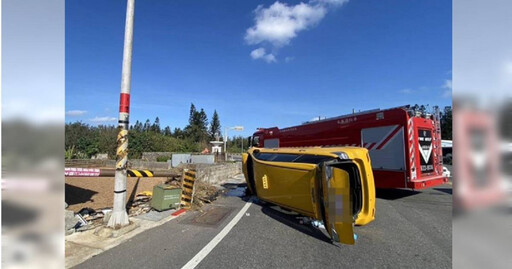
<box><xmin>250</xmin><ymin>106</ymin><xmax>448</xmax><ymax>190</ymax></box>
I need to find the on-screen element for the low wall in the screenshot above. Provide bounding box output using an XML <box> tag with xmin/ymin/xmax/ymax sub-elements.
<box><xmin>141</xmin><ymin>152</ymin><xmax>172</xmax><ymax>162</ymax></box>
<box><xmin>65</xmin><ymin>159</ymin><xmax>116</xmax><ymax>168</ymax></box>
<box><xmin>65</xmin><ymin>159</ymin><xmax>243</xmax><ymax>186</ymax></box>
<box><xmin>65</xmin><ymin>159</ymin><xmax>171</xmax><ymax>170</ymax></box>
<box><xmin>191</xmin><ymin>162</ymin><xmax>243</xmax><ymax>185</ymax></box>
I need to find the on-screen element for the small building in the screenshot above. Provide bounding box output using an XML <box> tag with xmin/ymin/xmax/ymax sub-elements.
<box><xmin>210</xmin><ymin>141</ymin><xmax>223</xmax><ymax>154</ymax></box>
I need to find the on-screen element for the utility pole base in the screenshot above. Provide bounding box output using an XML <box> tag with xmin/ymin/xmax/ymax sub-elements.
<box><xmin>107</xmin><ymin>211</ymin><xmax>130</xmax><ymax>228</ymax></box>
<box><xmin>96</xmin><ymin>221</ymin><xmax>139</xmax><ymax>238</ymax></box>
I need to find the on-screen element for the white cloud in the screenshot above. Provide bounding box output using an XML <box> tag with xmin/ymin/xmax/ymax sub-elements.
<box><xmin>442</xmin><ymin>79</ymin><xmax>452</xmax><ymax>89</ymax></box>
<box><xmin>310</xmin><ymin>116</ymin><xmax>327</xmax><ymax>121</ymax></box>
<box><xmin>250</xmin><ymin>47</ymin><xmax>277</xmax><ymax>63</ymax></box>
<box><xmin>250</xmin><ymin>47</ymin><xmax>266</xmax><ymax>58</ymax></box>
<box><xmin>89</xmin><ymin>116</ymin><xmax>117</xmax><ymax>123</ymax></box>
<box><xmin>314</xmin><ymin>0</ymin><xmax>349</xmax><ymax>6</ymax></box>
<box><xmin>442</xmin><ymin>79</ymin><xmax>452</xmax><ymax>98</ymax></box>
<box><xmin>285</xmin><ymin>56</ymin><xmax>295</xmax><ymax>62</ymax></box>
<box><xmin>245</xmin><ymin>2</ymin><xmax>328</xmax><ymax>48</ymax></box>
<box><xmin>400</xmin><ymin>88</ymin><xmax>412</xmax><ymax>94</ymax></box>
<box><xmin>66</xmin><ymin>110</ymin><xmax>87</xmax><ymax>116</ymax></box>
<box><xmin>245</xmin><ymin>0</ymin><xmax>349</xmax><ymax>62</ymax></box>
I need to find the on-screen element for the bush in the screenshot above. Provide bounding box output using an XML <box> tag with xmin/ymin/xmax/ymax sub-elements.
<box><xmin>156</xmin><ymin>156</ymin><xmax>170</xmax><ymax>162</ymax></box>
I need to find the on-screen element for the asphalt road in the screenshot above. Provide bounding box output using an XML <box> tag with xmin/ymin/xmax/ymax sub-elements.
<box><xmin>76</xmin><ymin>183</ymin><xmax>452</xmax><ymax>269</ymax></box>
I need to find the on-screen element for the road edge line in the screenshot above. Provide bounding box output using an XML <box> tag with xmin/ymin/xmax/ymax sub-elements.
<box><xmin>181</xmin><ymin>198</ymin><xmax>253</xmax><ymax>269</ymax></box>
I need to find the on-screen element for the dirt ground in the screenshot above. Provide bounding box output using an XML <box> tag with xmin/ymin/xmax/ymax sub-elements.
<box><xmin>65</xmin><ymin>177</ymin><xmax>170</xmax><ymax>212</ymax></box>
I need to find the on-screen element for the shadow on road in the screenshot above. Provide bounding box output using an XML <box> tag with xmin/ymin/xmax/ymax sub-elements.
<box><xmin>376</xmin><ymin>188</ymin><xmax>421</xmax><ymax>200</ymax></box>
<box><xmin>259</xmin><ymin>204</ymin><xmax>332</xmax><ymax>244</ymax></box>
<box><xmin>434</xmin><ymin>188</ymin><xmax>452</xmax><ymax>195</ymax></box>
<box><xmin>220</xmin><ymin>185</ymin><xmax>332</xmax><ymax>244</ymax></box>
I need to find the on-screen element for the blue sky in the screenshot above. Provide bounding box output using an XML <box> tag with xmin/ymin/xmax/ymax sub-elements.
<box><xmin>66</xmin><ymin>0</ymin><xmax>452</xmax><ymax>137</ymax></box>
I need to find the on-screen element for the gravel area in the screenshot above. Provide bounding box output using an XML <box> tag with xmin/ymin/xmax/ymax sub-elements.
<box><xmin>65</xmin><ymin>177</ymin><xmax>169</xmax><ymax>212</ymax></box>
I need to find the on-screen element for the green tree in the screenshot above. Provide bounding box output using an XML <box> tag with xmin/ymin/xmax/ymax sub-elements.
<box><xmin>133</xmin><ymin>120</ymin><xmax>143</xmax><ymax>132</ymax></box>
<box><xmin>163</xmin><ymin>126</ymin><xmax>172</xmax><ymax>136</ymax></box>
<box><xmin>96</xmin><ymin>125</ymin><xmax>117</xmax><ymax>158</ymax></box>
<box><xmin>441</xmin><ymin>106</ymin><xmax>452</xmax><ymax>140</ymax></box>
<box><xmin>184</xmin><ymin>104</ymin><xmax>209</xmax><ymax>143</ymax></box>
<box><xmin>188</xmin><ymin>103</ymin><xmax>197</xmax><ymax>125</ymax></box>
<box><xmin>143</xmin><ymin>119</ymin><xmax>151</xmax><ymax>132</ymax></box>
<box><xmin>227</xmin><ymin>135</ymin><xmax>249</xmax><ymax>153</ymax></box>
<box><xmin>173</xmin><ymin>127</ymin><xmax>185</xmax><ymax>139</ymax></box>
<box><xmin>209</xmin><ymin>110</ymin><xmax>221</xmax><ymax>140</ymax></box>
<box><xmin>151</xmin><ymin>117</ymin><xmax>161</xmax><ymax>133</ymax></box>
<box><xmin>198</xmin><ymin>109</ymin><xmax>209</xmax><ymax>140</ymax></box>
<box><xmin>65</xmin><ymin>122</ymin><xmax>97</xmax><ymax>158</ymax></box>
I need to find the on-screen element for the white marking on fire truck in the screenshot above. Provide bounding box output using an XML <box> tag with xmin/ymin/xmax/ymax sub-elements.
<box><xmin>419</xmin><ymin>144</ymin><xmax>433</xmax><ymax>163</ymax></box>
<box><xmin>367</xmin><ymin>142</ymin><xmax>377</xmax><ymax>150</ymax></box>
<box><xmin>407</xmin><ymin>118</ymin><xmax>417</xmax><ymax>180</ymax></box>
<box><xmin>376</xmin><ymin>125</ymin><xmax>402</xmax><ymax>150</ymax></box>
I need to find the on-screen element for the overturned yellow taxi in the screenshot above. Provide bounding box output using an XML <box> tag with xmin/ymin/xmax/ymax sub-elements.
<box><xmin>242</xmin><ymin>147</ymin><xmax>376</xmax><ymax>245</ymax></box>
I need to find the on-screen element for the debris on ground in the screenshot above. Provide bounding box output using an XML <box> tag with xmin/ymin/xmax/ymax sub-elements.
<box><xmin>65</xmin><ymin>172</ymin><xmax>239</xmax><ymax>235</ymax></box>
<box><xmin>137</xmin><ymin>191</ymin><xmax>153</xmax><ymax>197</ymax></box>
<box><xmin>164</xmin><ymin>175</ymin><xmax>182</xmax><ymax>186</ymax></box>
<box><xmin>65</xmin><ymin>208</ymin><xmax>104</xmax><ymax>235</ymax></box>
<box><xmin>193</xmin><ymin>181</ymin><xmax>221</xmax><ymax>205</ymax></box>
<box><xmin>128</xmin><ymin>193</ymin><xmax>152</xmax><ymax>217</ymax></box>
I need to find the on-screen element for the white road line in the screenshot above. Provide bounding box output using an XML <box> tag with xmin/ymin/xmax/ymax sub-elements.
<box><xmin>181</xmin><ymin>198</ymin><xmax>253</xmax><ymax>269</ymax></box>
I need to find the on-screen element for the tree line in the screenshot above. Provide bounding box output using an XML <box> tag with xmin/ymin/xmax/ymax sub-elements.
<box><xmin>65</xmin><ymin>103</ymin><xmax>241</xmax><ymax>159</ymax></box>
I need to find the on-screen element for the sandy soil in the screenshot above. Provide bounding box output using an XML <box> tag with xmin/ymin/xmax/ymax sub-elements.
<box><xmin>65</xmin><ymin>177</ymin><xmax>171</xmax><ymax>212</ymax></box>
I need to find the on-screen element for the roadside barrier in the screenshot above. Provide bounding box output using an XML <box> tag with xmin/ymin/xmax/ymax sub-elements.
<box><xmin>180</xmin><ymin>169</ymin><xmax>196</xmax><ymax>208</ymax></box>
<box><xmin>127</xmin><ymin>169</ymin><xmax>154</xmax><ymax>177</ymax></box>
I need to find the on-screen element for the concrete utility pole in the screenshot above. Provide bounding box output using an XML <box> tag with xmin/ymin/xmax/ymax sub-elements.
<box><xmin>108</xmin><ymin>0</ymin><xmax>135</xmax><ymax>228</ymax></box>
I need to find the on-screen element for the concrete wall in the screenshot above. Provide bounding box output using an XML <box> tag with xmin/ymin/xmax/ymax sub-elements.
<box><xmin>130</xmin><ymin>160</ymin><xmax>170</xmax><ymax>170</ymax></box>
<box><xmin>65</xmin><ymin>159</ymin><xmax>116</xmax><ymax>168</ymax></box>
<box><xmin>191</xmin><ymin>162</ymin><xmax>243</xmax><ymax>185</ymax></box>
<box><xmin>190</xmin><ymin>155</ymin><xmax>215</xmax><ymax>165</ymax></box>
<box><xmin>141</xmin><ymin>152</ymin><xmax>172</xmax><ymax>162</ymax></box>
<box><xmin>65</xmin><ymin>159</ymin><xmax>243</xmax><ymax>186</ymax></box>
<box><xmin>172</xmin><ymin>154</ymin><xmax>191</xmax><ymax>167</ymax></box>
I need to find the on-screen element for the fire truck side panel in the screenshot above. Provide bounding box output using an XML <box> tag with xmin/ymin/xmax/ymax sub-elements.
<box><xmin>254</xmin><ymin>107</ymin><xmax>448</xmax><ymax>189</ymax></box>
<box><xmin>361</xmin><ymin>125</ymin><xmax>406</xmax><ymax>171</ymax></box>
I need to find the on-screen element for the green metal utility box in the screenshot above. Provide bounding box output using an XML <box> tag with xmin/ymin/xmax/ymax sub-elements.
<box><xmin>151</xmin><ymin>185</ymin><xmax>182</xmax><ymax>211</ymax></box>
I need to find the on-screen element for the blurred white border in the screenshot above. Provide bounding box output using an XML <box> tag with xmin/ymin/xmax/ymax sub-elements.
<box><xmin>1</xmin><ymin>0</ymin><xmax>65</xmax><ymax>268</ymax></box>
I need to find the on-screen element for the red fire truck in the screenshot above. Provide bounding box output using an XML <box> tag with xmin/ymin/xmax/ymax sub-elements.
<box><xmin>250</xmin><ymin>105</ymin><xmax>448</xmax><ymax>189</ymax></box>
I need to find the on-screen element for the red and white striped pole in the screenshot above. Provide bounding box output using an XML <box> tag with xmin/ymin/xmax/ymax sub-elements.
<box><xmin>108</xmin><ymin>0</ymin><xmax>135</xmax><ymax>228</ymax></box>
